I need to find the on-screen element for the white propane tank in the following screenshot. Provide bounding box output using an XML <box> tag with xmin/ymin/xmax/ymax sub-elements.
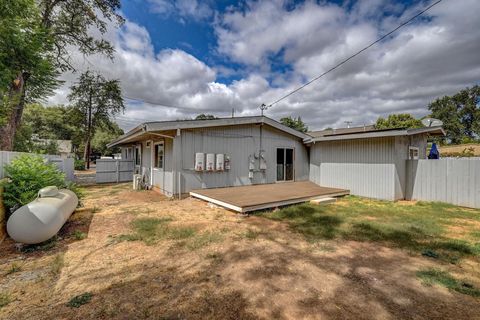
<box><xmin>133</xmin><ymin>174</ymin><xmax>142</xmax><ymax>190</ymax></box>
<box><xmin>195</xmin><ymin>153</ymin><xmax>205</xmax><ymax>171</ymax></box>
<box><xmin>216</xmin><ymin>154</ymin><xmax>224</xmax><ymax>171</ymax></box>
<box><xmin>7</xmin><ymin>187</ymin><xmax>79</xmax><ymax>244</ymax></box>
<box><xmin>206</xmin><ymin>153</ymin><xmax>215</xmax><ymax>171</ymax></box>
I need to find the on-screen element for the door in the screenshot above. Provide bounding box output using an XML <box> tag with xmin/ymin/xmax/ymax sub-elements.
<box><xmin>152</xmin><ymin>141</ymin><xmax>165</xmax><ymax>189</ymax></box>
<box><xmin>276</xmin><ymin>148</ymin><xmax>294</xmax><ymax>181</ymax></box>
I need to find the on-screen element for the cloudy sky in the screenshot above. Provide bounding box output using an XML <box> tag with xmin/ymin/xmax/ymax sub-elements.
<box><xmin>48</xmin><ymin>0</ymin><xmax>480</xmax><ymax>131</ymax></box>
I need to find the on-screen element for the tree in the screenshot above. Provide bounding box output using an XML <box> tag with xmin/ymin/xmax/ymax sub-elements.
<box><xmin>13</xmin><ymin>104</ymin><xmax>84</xmax><ymax>154</ymax></box>
<box><xmin>91</xmin><ymin>123</ymin><xmax>124</xmax><ymax>156</ymax></box>
<box><xmin>0</xmin><ymin>0</ymin><xmax>58</xmax><ymax>150</ymax></box>
<box><xmin>428</xmin><ymin>86</ymin><xmax>480</xmax><ymax>144</ymax></box>
<box><xmin>68</xmin><ymin>71</ymin><xmax>124</xmax><ymax>168</ymax></box>
<box><xmin>195</xmin><ymin>114</ymin><xmax>217</xmax><ymax>120</ymax></box>
<box><xmin>375</xmin><ymin>113</ymin><xmax>423</xmax><ymax>130</ymax></box>
<box><xmin>0</xmin><ymin>0</ymin><xmax>123</xmax><ymax>150</ymax></box>
<box><xmin>280</xmin><ymin>116</ymin><xmax>308</xmax><ymax>133</ymax></box>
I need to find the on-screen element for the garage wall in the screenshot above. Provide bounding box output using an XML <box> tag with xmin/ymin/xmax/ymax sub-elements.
<box><xmin>309</xmin><ymin>137</ymin><xmax>398</xmax><ymax>200</ymax></box>
<box><xmin>175</xmin><ymin>124</ymin><xmax>309</xmax><ymax>194</ymax></box>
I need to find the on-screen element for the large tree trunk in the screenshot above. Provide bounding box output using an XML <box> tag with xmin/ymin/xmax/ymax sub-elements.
<box><xmin>0</xmin><ymin>72</ymin><xmax>27</xmax><ymax>151</ymax></box>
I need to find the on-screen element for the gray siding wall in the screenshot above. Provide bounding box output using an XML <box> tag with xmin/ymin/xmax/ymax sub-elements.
<box><xmin>309</xmin><ymin>137</ymin><xmax>398</xmax><ymax>200</ymax></box>
<box><xmin>175</xmin><ymin>124</ymin><xmax>309</xmax><ymax>194</ymax></box>
<box><xmin>406</xmin><ymin>159</ymin><xmax>480</xmax><ymax>208</ymax></box>
<box><xmin>309</xmin><ymin>135</ymin><xmax>429</xmax><ymax>201</ymax></box>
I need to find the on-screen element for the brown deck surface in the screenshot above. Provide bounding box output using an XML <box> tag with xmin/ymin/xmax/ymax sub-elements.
<box><xmin>190</xmin><ymin>181</ymin><xmax>349</xmax><ymax>212</ymax></box>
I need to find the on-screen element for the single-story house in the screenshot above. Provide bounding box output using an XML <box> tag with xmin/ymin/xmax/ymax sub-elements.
<box><xmin>108</xmin><ymin>116</ymin><xmax>444</xmax><ymax>201</ymax></box>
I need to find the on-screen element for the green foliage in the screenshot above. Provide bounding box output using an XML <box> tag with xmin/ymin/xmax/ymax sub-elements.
<box><xmin>0</xmin><ymin>0</ymin><xmax>58</xmax><ymax>101</ymax></box>
<box><xmin>73</xmin><ymin>230</ymin><xmax>87</xmax><ymax>240</ymax></box>
<box><xmin>2</xmin><ymin>154</ymin><xmax>80</xmax><ymax>212</ymax></box>
<box><xmin>280</xmin><ymin>116</ymin><xmax>308</xmax><ymax>133</ymax></box>
<box><xmin>68</xmin><ymin>71</ymin><xmax>124</xmax><ymax>162</ymax></box>
<box><xmin>195</xmin><ymin>114</ymin><xmax>217</xmax><ymax>120</ymax></box>
<box><xmin>0</xmin><ymin>292</ymin><xmax>10</xmax><ymax>309</ymax></box>
<box><xmin>375</xmin><ymin>113</ymin><xmax>423</xmax><ymax>129</ymax></box>
<box><xmin>417</xmin><ymin>268</ymin><xmax>480</xmax><ymax>297</ymax></box>
<box><xmin>428</xmin><ymin>85</ymin><xmax>480</xmax><ymax>144</ymax></box>
<box><xmin>67</xmin><ymin>292</ymin><xmax>93</xmax><ymax>308</ymax></box>
<box><xmin>262</xmin><ymin>196</ymin><xmax>480</xmax><ymax>262</ymax></box>
<box><xmin>74</xmin><ymin>159</ymin><xmax>86</xmax><ymax>170</ymax></box>
<box><xmin>91</xmin><ymin>123</ymin><xmax>124</xmax><ymax>156</ymax></box>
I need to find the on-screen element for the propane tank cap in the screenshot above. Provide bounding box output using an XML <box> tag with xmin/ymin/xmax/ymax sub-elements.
<box><xmin>38</xmin><ymin>186</ymin><xmax>59</xmax><ymax>198</ymax></box>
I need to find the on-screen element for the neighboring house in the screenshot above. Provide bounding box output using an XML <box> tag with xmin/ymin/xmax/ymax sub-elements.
<box><xmin>108</xmin><ymin>116</ymin><xmax>444</xmax><ymax>200</ymax></box>
<box><xmin>33</xmin><ymin>135</ymin><xmax>73</xmax><ymax>158</ymax></box>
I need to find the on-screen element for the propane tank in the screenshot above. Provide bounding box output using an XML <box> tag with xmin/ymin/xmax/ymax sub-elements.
<box><xmin>7</xmin><ymin>186</ymin><xmax>78</xmax><ymax>244</ymax></box>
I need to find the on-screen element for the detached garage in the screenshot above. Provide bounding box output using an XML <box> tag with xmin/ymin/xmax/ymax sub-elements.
<box><xmin>306</xmin><ymin>126</ymin><xmax>445</xmax><ymax>201</ymax></box>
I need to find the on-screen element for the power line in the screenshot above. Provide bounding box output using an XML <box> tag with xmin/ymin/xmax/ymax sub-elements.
<box><xmin>264</xmin><ymin>0</ymin><xmax>443</xmax><ymax>109</ymax></box>
<box><xmin>123</xmin><ymin>95</ymin><xmax>194</xmax><ymax>111</ymax></box>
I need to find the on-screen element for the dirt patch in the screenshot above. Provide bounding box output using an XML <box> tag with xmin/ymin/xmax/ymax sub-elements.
<box><xmin>1</xmin><ymin>183</ymin><xmax>479</xmax><ymax>319</ymax></box>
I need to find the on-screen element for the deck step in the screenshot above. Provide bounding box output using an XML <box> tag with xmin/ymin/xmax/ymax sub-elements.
<box><xmin>310</xmin><ymin>197</ymin><xmax>336</xmax><ymax>205</ymax></box>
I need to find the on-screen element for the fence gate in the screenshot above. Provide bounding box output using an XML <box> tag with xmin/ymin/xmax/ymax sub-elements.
<box><xmin>96</xmin><ymin>159</ymin><xmax>134</xmax><ymax>184</ymax></box>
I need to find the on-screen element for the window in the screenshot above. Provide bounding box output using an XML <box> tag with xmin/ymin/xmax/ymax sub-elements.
<box><xmin>409</xmin><ymin>146</ymin><xmax>419</xmax><ymax>160</ymax></box>
<box><xmin>134</xmin><ymin>145</ymin><xmax>141</xmax><ymax>166</ymax></box>
<box><xmin>154</xmin><ymin>143</ymin><xmax>164</xmax><ymax>169</ymax></box>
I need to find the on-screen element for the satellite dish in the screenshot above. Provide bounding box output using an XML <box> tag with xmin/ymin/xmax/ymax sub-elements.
<box><xmin>421</xmin><ymin>117</ymin><xmax>443</xmax><ymax>127</ymax></box>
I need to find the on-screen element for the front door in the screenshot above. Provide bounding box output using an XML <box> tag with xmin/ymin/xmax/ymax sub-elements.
<box><xmin>276</xmin><ymin>148</ymin><xmax>294</xmax><ymax>181</ymax></box>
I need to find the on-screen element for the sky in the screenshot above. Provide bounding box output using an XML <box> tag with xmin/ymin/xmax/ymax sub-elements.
<box><xmin>47</xmin><ymin>0</ymin><xmax>480</xmax><ymax>132</ymax></box>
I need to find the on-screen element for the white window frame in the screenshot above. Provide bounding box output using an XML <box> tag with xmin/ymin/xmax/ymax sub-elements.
<box><xmin>409</xmin><ymin>146</ymin><xmax>419</xmax><ymax>160</ymax></box>
<box><xmin>153</xmin><ymin>141</ymin><xmax>164</xmax><ymax>170</ymax></box>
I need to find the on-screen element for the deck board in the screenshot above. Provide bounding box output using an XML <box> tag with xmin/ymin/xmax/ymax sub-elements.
<box><xmin>190</xmin><ymin>181</ymin><xmax>349</xmax><ymax>212</ymax></box>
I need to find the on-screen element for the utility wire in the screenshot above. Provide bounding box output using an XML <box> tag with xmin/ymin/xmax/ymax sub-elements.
<box><xmin>264</xmin><ymin>0</ymin><xmax>443</xmax><ymax>109</ymax></box>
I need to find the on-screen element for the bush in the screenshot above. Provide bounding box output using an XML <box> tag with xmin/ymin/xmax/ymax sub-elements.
<box><xmin>3</xmin><ymin>154</ymin><xmax>81</xmax><ymax>213</ymax></box>
<box><xmin>74</xmin><ymin>159</ymin><xmax>85</xmax><ymax>170</ymax></box>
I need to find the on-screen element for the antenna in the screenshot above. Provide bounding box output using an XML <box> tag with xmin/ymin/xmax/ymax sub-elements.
<box><xmin>344</xmin><ymin>121</ymin><xmax>353</xmax><ymax>128</ymax></box>
<box><xmin>260</xmin><ymin>103</ymin><xmax>268</xmax><ymax>116</ymax></box>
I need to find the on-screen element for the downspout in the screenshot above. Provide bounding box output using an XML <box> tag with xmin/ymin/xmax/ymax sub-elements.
<box><xmin>177</xmin><ymin>128</ymin><xmax>181</xmax><ymax>199</ymax></box>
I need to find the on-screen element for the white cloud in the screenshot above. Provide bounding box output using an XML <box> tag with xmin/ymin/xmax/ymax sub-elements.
<box><xmin>48</xmin><ymin>0</ymin><xmax>480</xmax><ymax>132</ymax></box>
<box><xmin>148</xmin><ymin>0</ymin><xmax>212</xmax><ymax>22</ymax></box>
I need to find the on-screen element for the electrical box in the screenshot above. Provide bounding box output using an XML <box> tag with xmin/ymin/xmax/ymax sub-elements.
<box><xmin>260</xmin><ymin>154</ymin><xmax>267</xmax><ymax>170</ymax></box>
<box><xmin>249</xmin><ymin>157</ymin><xmax>255</xmax><ymax>171</ymax></box>
<box><xmin>206</xmin><ymin>153</ymin><xmax>215</xmax><ymax>171</ymax></box>
<box><xmin>195</xmin><ymin>153</ymin><xmax>205</xmax><ymax>171</ymax></box>
<box><xmin>224</xmin><ymin>155</ymin><xmax>231</xmax><ymax>170</ymax></box>
<box><xmin>216</xmin><ymin>154</ymin><xmax>224</xmax><ymax>171</ymax></box>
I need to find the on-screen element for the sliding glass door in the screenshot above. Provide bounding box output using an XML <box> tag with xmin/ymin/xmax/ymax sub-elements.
<box><xmin>276</xmin><ymin>148</ymin><xmax>294</xmax><ymax>181</ymax></box>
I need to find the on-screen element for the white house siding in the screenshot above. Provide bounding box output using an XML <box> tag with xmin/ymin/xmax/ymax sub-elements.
<box><xmin>175</xmin><ymin>124</ymin><xmax>309</xmax><ymax>194</ymax></box>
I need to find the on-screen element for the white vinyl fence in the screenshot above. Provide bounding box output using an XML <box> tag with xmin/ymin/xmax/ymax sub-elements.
<box><xmin>96</xmin><ymin>159</ymin><xmax>134</xmax><ymax>183</ymax></box>
<box><xmin>0</xmin><ymin>151</ymin><xmax>74</xmax><ymax>181</ymax></box>
<box><xmin>406</xmin><ymin>159</ymin><xmax>480</xmax><ymax>208</ymax></box>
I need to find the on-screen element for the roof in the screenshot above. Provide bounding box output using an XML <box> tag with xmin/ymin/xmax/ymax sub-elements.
<box><xmin>108</xmin><ymin>116</ymin><xmax>310</xmax><ymax>147</ymax></box>
<box><xmin>305</xmin><ymin>126</ymin><xmax>446</xmax><ymax>143</ymax></box>
<box><xmin>308</xmin><ymin>125</ymin><xmax>377</xmax><ymax>138</ymax></box>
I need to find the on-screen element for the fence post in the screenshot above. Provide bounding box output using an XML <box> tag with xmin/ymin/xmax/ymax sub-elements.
<box><xmin>116</xmin><ymin>160</ymin><xmax>119</xmax><ymax>183</ymax></box>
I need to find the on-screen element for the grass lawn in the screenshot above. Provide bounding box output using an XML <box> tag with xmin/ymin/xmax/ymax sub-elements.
<box><xmin>1</xmin><ymin>185</ymin><xmax>480</xmax><ymax>320</ymax></box>
<box><xmin>262</xmin><ymin>196</ymin><xmax>480</xmax><ymax>264</ymax></box>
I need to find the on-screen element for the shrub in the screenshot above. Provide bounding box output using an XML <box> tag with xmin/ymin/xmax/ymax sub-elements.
<box><xmin>74</xmin><ymin>159</ymin><xmax>86</xmax><ymax>170</ymax></box>
<box><xmin>3</xmin><ymin>154</ymin><xmax>81</xmax><ymax>213</ymax></box>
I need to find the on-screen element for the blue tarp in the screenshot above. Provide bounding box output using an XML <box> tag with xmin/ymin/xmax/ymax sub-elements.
<box><xmin>428</xmin><ymin>142</ymin><xmax>440</xmax><ymax>159</ymax></box>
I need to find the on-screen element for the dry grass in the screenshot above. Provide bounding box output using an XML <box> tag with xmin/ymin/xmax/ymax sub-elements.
<box><xmin>0</xmin><ymin>183</ymin><xmax>479</xmax><ymax>320</ymax></box>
